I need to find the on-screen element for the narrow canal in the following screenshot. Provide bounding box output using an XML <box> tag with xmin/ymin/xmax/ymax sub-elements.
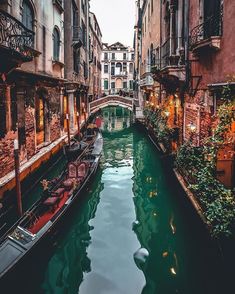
<box><xmin>6</xmin><ymin>107</ymin><xmax>232</xmax><ymax>294</ymax></box>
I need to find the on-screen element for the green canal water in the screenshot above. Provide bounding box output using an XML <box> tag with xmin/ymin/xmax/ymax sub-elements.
<box><xmin>5</xmin><ymin>107</ymin><xmax>233</xmax><ymax>293</ymax></box>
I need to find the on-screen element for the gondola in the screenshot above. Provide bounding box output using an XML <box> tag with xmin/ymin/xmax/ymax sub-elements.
<box><xmin>0</xmin><ymin>131</ymin><xmax>103</xmax><ymax>282</ymax></box>
<box><xmin>64</xmin><ymin>124</ymin><xmax>98</xmax><ymax>161</ymax></box>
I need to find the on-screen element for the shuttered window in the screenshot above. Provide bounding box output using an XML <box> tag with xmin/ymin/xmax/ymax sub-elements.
<box><xmin>22</xmin><ymin>1</ymin><xmax>33</xmax><ymax>30</ymax></box>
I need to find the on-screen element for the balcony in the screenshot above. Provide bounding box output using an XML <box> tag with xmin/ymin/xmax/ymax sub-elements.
<box><xmin>72</xmin><ymin>26</ymin><xmax>83</xmax><ymax>48</ymax></box>
<box><xmin>111</xmin><ymin>71</ymin><xmax>128</xmax><ymax>78</ymax></box>
<box><xmin>151</xmin><ymin>38</ymin><xmax>186</xmax><ymax>88</ymax></box>
<box><xmin>190</xmin><ymin>14</ymin><xmax>223</xmax><ymax>53</ymax></box>
<box><xmin>0</xmin><ymin>9</ymin><xmax>35</xmax><ymax>73</ymax></box>
<box><xmin>140</xmin><ymin>65</ymin><xmax>154</xmax><ymax>88</ymax></box>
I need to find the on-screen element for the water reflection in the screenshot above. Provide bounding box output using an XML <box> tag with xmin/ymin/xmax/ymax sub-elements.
<box><xmin>101</xmin><ymin>106</ymin><xmax>132</xmax><ymax>133</ymax></box>
<box><xmin>41</xmin><ymin>171</ymin><xmax>104</xmax><ymax>293</ymax></box>
<box><xmin>27</xmin><ymin>106</ymin><xmax>230</xmax><ymax>294</ymax></box>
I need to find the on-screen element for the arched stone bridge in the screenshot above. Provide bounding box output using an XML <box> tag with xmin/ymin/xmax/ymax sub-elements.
<box><xmin>89</xmin><ymin>95</ymin><xmax>134</xmax><ymax>114</ymax></box>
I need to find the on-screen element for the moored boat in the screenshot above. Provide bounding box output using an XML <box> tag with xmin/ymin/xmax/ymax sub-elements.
<box><xmin>64</xmin><ymin>123</ymin><xmax>99</xmax><ymax>161</ymax></box>
<box><xmin>0</xmin><ymin>131</ymin><xmax>103</xmax><ymax>282</ymax></box>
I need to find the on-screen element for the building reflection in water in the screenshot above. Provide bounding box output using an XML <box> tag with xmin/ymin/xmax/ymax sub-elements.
<box><xmin>101</xmin><ymin>106</ymin><xmax>132</xmax><ymax>133</ymax></box>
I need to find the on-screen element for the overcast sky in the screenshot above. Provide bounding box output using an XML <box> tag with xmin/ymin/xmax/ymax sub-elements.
<box><xmin>90</xmin><ymin>0</ymin><xmax>136</xmax><ymax>47</ymax></box>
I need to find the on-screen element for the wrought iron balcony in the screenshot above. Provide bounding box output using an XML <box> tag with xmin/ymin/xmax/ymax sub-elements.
<box><xmin>190</xmin><ymin>13</ymin><xmax>223</xmax><ymax>51</ymax></box>
<box><xmin>72</xmin><ymin>26</ymin><xmax>83</xmax><ymax>48</ymax></box>
<box><xmin>0</xmin><ymin>9</ymin><xmax>34</xmax><ymax>62</ymax></box>
<box><xmin>151</xmin><ymin>38</ymin><xmax>183</xmax><ymax>70</ymax></box>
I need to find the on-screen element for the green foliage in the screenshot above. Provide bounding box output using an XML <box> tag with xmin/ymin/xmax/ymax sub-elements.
<box><xmin>144</xmin><ymin>106</ymin><xmax>173</xmax><ymax>150</ymax></box>
<box><xmin>176</xmin><ymin>87</ymin><xmax>235</xmax><ymax>239</ymax></box>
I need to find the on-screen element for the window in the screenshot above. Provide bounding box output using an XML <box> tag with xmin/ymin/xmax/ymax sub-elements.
<box><xmin>22</xmin><ymin>0</ymin><xmax>34</xmax><ymax>30</ymax></box>
<box><xmin>104</xmin><ymin>80</ymin><xmax>108</xmax><ymax>89</ymax></box>
<box><xmin>129</xmin><ymin>63</ymin><xmax>133</xmax><ymax>73</ymax></box>
<box><xmin>111</xmin><ymin>82</ymin><xmax>115</xmax><ymax>89</ymax></box>
<box><xmin>123</xmin><ymin>81</ymin><xmax>127</xmax><ymax>89</ymax></box>
<box><xmin>111</xmin><ymin>63</ymin><xmax>115</xmax><ymax>75</ymax></box>
<box><xmin>82</xmin><ymin>0</ymin><xmax>85</xmax><ymax>13</ymax></box>
<box><xmin>72</xmin><ymin>2</ymin><xmax>79</xmax><ymax>39</ymax></box>
<box><xmin>73</xmin><ymin>48</ymin><xmax>80</xmax><ymax>73</ymax></box>
<box><xmin>104</xmin><ymin>52</ymin><xmax>108</xmax><ymax>60</ymax></box>
<box><xmin>151</xmin><ymin>0</ymin><xmax>153</xmax><ymax>13</ymax></box>
<box><xmin>129</xmin><ymin>80</ymin><xmax>133</xmax><ymax>89</ymax></box>
<box><xmin>82</xmin><ymin>21</ymin><xmax>87</xmax><ymax>47</ymax></box>
<box><xmin>131</xmin><ymin>53</ymin><xmax>134</xmax><ymax>60</ymax></box>
<box><xmin>116</xmin><ymin>63</ymin><xmax>122</xmax><ymax>74</ymax></box>
<box><xmin>104</xmin><ymin>64</ymin><xmax>109</xmax><ymax>73</ymax></box>
<box><xmin>112</xmin><ymin>53</ymin><xmax>115</xmax><ymax>60</ymax></box>
<box><xmin>84</xmin><ymin>61</ymin><xmax>88</xmax><ymax>78</ymax></box>
<box><xmin>123</xmin><ymin>53</ymin><xmax>127</xmax><ymax>60</ymax></box>
<box><xmin>53</xmin><ymin>27</ymin><xmax>60</xmax><ymax>60</ymax></box>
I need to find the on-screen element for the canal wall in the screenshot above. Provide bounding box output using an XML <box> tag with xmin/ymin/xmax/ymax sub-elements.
<box><xmin>136</xmin><ymin>121</ymin><xmax>211</xmax><ymax>233</ymax></box>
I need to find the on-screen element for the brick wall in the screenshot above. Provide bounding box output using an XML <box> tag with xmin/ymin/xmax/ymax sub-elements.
<box><xmin>25</xmin><ymin>106</ymin><xmax>36</xmax><ymax>158</ymax></box>
<box><xmin>0</xmin><ymin>131</ymin><xmax>16</xmax><ymax>177</ymax></box>
<box><xmin>50</xmin><ymin>114</ymin><xmax>61</xmax><ymax>142</ymax></box>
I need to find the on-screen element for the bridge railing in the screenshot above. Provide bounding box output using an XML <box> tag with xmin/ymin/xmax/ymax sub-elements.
<box><xmin>89</xmin><ymin>95</ymin><xmax>133</xmax><ymax>114</ymax></box>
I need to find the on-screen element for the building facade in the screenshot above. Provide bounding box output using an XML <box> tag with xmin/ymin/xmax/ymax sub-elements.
<box><xmin>0</xmin><ymin>0</ymin><xmax>65</xmax><ymax>183</ymax></box>
<box><xmin>88</xmin><ymin>12</ymin><xmax>102</xmax><ymax>101</ymax></box>
<box><xmin>101</xmin><ymin>42</ymin><xmax>135</xmax><ymax>96</ymax></box>
<box><xmin>64</xmin><ymin>0</ymin><xmax>90</xmax><ymax>132</ymax></box>
<box><xmin>0</xmin><ymin>0</ymin><xmax>102</xmax><ymax>198</ymax></box>
<box><xmin>135</xmin><ymin>0</ymin><xmax>234</xmax><ymax>187</ymax></box>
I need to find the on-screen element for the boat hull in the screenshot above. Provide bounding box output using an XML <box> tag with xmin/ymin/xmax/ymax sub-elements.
<box><xmin>0</xmin><ymin>134</ymin><xmax>103</xmax><ymax>284</ymax></box>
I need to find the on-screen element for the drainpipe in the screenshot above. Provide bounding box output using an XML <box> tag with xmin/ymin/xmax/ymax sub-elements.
<box><xmin>182</xmin><ymin>0</ymin><xmax>190</xmax><ymax>145</ymax></box>
<box><xmin>159</xmin><ymin>0</ymin><xmax>162</xmax><ymax>104</ymax></box>
<box><xmin>184</xmin><ymin>0</ymin><xmax>190</xmax><ymax>90</ymax></box>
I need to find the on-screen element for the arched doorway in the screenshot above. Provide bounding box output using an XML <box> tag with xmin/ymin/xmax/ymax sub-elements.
<box><xmin>36</xmin><ymin>88</ymin><xmax>49</xmax><ymax>146</ymax></box>
<box><xmin>35</xmin><ymin>96</ymin><xmax>45</xmax><ymax>145</ymax></box>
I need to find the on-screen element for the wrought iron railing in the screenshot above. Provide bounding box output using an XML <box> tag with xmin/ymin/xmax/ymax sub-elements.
<box><xmin>0</xmin><ymin>9</ymin><xmax>34</xmax><ymax>61</ymax></box>
<box><xmin>151</xmin><ymin>36</ymin><xmax>186</xmax><ymax>73</ymax></box>
<box><xmin>190</xmin><ymin>13</ymin><xmax>223</xmax><ymax>48</ymax></box>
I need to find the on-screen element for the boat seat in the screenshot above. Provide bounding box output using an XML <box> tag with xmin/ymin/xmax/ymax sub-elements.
<box><xmin>43</xmin><ymin>197</ymin><xmax>60</xmax><ymax>212</ymax></box>
<box><xmin>51</xmin><ymin>187</ymin><xmax>65</xmax><ymax>198</ymax></box>
<box><xmin>77</xmin><ymin>162</ymin><xmax>87</xmax><ymax>179</ymax></box>
<box><xmin>62</xmin><ymin>162</ymin><xmax>88</xmax><ymax>190</ymax></box>
<box><xmin>63</xmin><ymin>178</ymin><xmax>80</xmax><ymax>190</ymax></box>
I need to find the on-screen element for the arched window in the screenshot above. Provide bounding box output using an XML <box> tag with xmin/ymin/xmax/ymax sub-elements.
<box><xmin>116</xmin><ymin>62</ymin><xmax>122</xmax><ymax>74</ymax></box>
<box><xmin>22</xmin><ymin>0</ymin><xmax>34</xmax><ymax>31</ymax></box>
<box><xmin>129</xmin><ymin>63</ymin><xmax>133</xmax><ymax>73</ymax></box>
<box><xmin>53</xmin><ymin>27</ymin><xmax>60</xmax><ymax>61</ymax></box>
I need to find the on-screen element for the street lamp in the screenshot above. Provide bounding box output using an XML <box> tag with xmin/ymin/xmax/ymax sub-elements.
<box><xmin>14</xmin><ymin>139</ymin><xmax>22</xmax><ymax>217</ymax></box>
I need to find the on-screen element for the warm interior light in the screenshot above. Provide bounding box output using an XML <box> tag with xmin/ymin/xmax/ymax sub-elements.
<box><xmin>188</xmin><ymin>122</ymin><xmax>196</xmax><ymax>132</ymax></box>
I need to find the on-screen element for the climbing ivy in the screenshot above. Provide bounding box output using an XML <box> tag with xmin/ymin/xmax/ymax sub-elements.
<box><xmin>144</xmin><ymin>106</ymin><xmax>173</xmax><ymax>151</ymax></box>
<box><xmin>176</xmin><ymin>87</ymin><xmax>235</xmax><ymax>238</ymax></box>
